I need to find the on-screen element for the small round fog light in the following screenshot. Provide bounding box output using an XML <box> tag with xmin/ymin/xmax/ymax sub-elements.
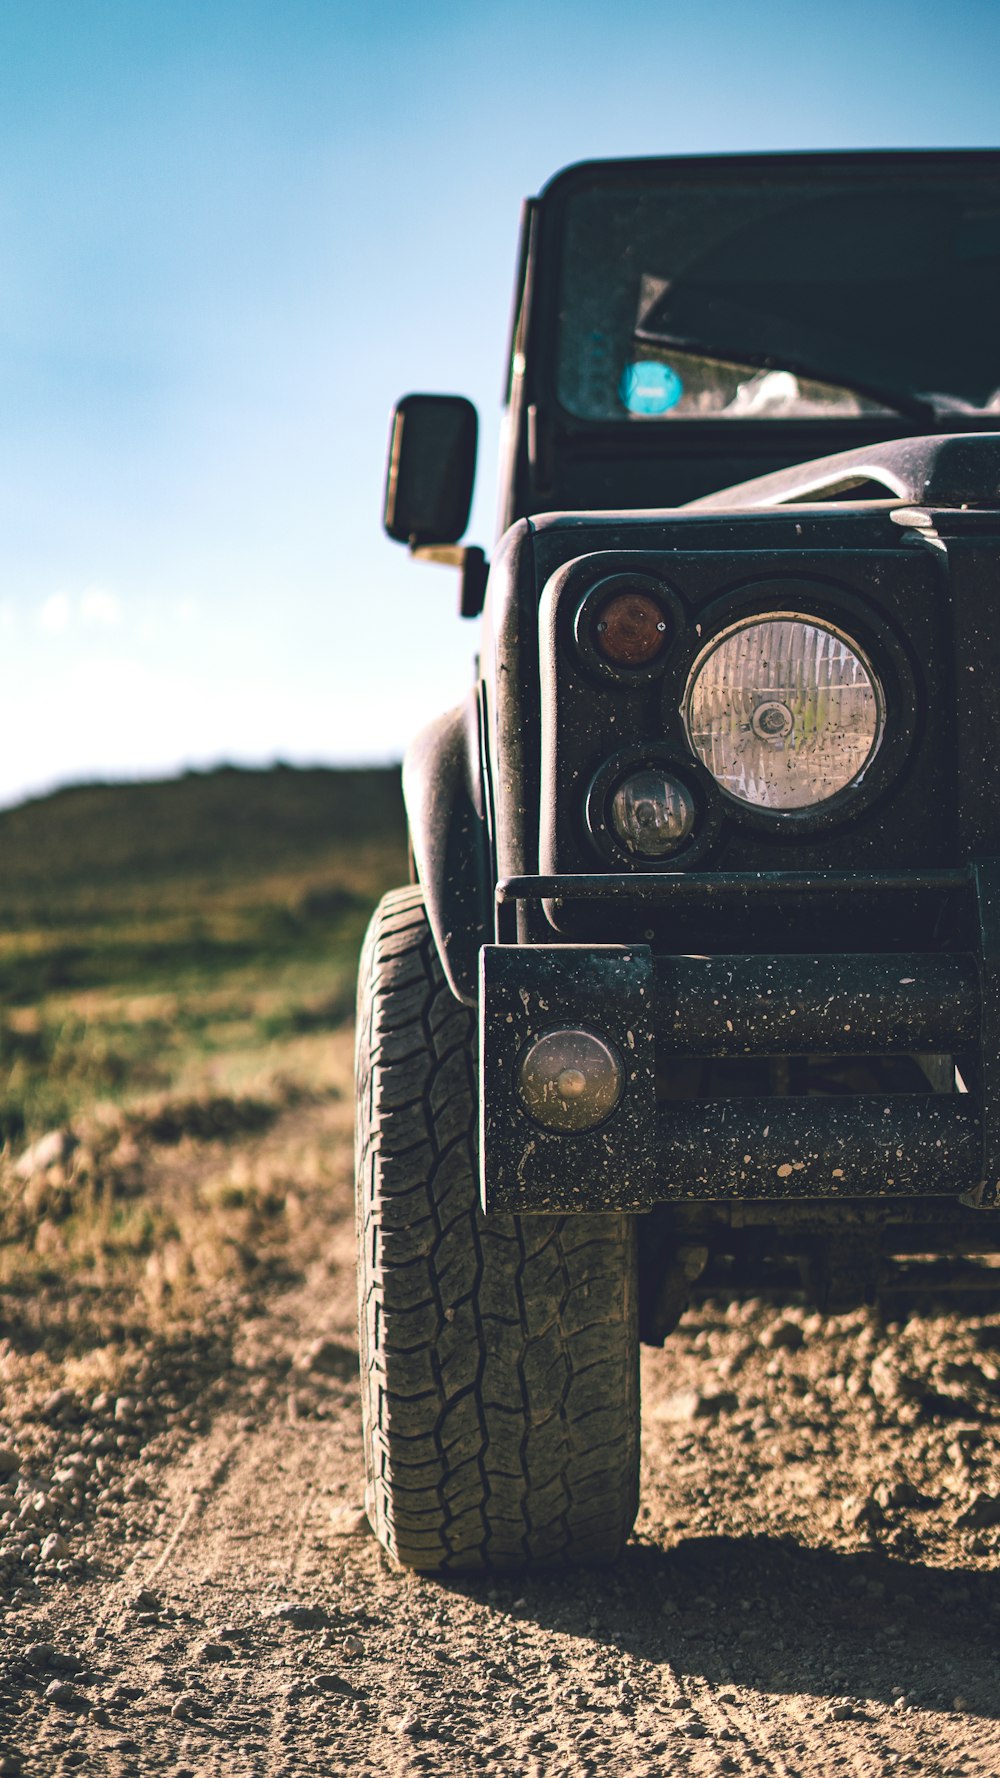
<box><xmin>610</xmin><ymin>769</ymin><xmax>696</xmax><ymax>859</ymax></box>
<box><xmin>517</xmin><ymin>1029</ymin><xmax>624</xmax><ymax>1132</ymax></box>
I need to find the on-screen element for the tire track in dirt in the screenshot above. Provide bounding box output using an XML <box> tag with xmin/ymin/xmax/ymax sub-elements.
<box><xmin>4</xmin><ymin>1061</ymin><xmax>1000</xmax><ymax>1775</ymax></box>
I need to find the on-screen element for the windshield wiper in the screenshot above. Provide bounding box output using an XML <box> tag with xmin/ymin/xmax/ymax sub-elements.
<box><xmin>635</xmin><ymin>286</ymin><xmax>941</xmax><ymax>427</ymax></box>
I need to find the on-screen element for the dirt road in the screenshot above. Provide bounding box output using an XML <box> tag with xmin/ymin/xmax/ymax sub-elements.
<box><xmin>2</xmin><ymin>1031</ymin><xmax>1000</xmax><ymax>1777</ymax></box>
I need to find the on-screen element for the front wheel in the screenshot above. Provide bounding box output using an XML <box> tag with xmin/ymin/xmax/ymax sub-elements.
<box><xmin>354</xmin><ymin>886</ymin><xmax>640</xmax><ymax>1570</ymax></box>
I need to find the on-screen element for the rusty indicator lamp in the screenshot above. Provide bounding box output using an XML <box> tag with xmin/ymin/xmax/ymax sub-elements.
<box><xmin>595</xmin><ymin>589</ymin><xmax>670</xmax><ymax>667</ymax></box>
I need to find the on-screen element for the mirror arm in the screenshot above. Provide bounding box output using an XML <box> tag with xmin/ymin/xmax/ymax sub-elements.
<box><xmin>410</xmin><ymin>543</ymin><xmax>489</xmax><ymax>620</ymax></box>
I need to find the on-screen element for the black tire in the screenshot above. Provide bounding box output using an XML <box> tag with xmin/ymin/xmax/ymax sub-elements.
<box><xmin>355</xmin><ymin>885</ymin><xmax>640</xmax><ymax>1571</ymax></box>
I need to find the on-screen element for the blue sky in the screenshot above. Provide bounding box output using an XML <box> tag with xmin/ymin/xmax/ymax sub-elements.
<box><xmin>0</xmin><ymin>0</ymin><xmax>997</xmax><ymax>807</ymax></box>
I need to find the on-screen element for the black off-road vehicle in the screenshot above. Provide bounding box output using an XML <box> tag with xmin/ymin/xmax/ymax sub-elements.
<box><xmin>356</xmin><ymin>150</ymin><xmax>1000</xmax><ymax>1570</ymax></box>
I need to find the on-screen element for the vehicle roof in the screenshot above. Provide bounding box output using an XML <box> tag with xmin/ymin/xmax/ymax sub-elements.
<box><xmin>536</xmin><ymin>147</ymin><xmax>1000</xmax><ymax>203</ymax></box>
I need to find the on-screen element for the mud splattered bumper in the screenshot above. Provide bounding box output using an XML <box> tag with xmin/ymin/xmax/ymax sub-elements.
<box><xmin>480</xmin><ymin>865</ymin><xmax>1000</xmax><ymax>1215</ymax></box>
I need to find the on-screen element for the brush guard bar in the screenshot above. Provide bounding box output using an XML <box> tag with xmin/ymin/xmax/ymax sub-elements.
<box><xmin>480</xmin><ymin>863</ymin><xmax>1000</xmax><ymax>1213</ymax></box>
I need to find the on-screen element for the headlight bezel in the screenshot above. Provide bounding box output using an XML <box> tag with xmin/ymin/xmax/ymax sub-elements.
<box><xmin>571</xmin><ymin>571</ymin><xmax>919</xmax><ymax>870</ymax></box>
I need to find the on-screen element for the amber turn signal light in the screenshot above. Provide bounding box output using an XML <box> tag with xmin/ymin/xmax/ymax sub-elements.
<box><xmin>594</xmin><ymin>590</ymin><xmax>669</xmax><ymax>666</ymax></box>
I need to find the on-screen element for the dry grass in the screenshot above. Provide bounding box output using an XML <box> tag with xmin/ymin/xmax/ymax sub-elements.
<box><xmin>0</xmin><ymin>765</ymin><xmax>401</xmax><ymax>1414</ymax></box>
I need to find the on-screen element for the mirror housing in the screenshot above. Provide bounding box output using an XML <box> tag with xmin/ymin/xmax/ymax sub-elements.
<box><xmin>383</xmin><ymin>393</ymin><xmax>478</xmax><ymax>546</ymax></box>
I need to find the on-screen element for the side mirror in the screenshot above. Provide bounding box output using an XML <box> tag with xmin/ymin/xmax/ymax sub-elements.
<box><xmin>383</xmin><ymin>393</ymin><xmax>478</xmax><ymax>546</ymax></box>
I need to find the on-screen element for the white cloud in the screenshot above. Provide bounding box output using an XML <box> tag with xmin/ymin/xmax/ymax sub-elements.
<box><xmin>39</xmin><ymin>592</ymin><xmax>71</xmax><ymax>633</ymax></box>
<box><xmin>81</xmin><ymin>585</ymin><xmax>119</xmax><ymax>626</ymax></box>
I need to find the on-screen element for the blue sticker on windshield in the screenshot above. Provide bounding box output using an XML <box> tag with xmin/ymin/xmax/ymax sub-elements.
<box><xmin>620</xmin><ymin>360</ymin><xmax>683</xmax><ymax>415</ymax></box>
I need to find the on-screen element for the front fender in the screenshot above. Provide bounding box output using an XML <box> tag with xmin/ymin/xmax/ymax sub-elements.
<box><xmin>403</xmin><ymin>693</ymin><xmax>492</xmax><ymax>1005</ymax></box>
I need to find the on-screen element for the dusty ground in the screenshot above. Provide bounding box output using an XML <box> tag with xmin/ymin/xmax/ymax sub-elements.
<box><xmin>2</xmin><ymin>1030</ymin><xmax>1000</xmax><ymax>1777</ymax></box>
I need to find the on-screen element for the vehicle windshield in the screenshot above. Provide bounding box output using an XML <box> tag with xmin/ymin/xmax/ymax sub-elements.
<box><xmin>554</xmin><ymin>168</ymin><xmax>1000</xmax><ymax>422</ymax></box>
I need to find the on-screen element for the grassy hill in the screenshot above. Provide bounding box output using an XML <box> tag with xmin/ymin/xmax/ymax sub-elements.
<box><xmin>0</xmin><ymin>764</ymin><xmax>407</xmax><ymax>1141</ymax></box>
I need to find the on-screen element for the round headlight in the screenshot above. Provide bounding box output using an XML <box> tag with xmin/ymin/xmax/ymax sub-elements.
<box><xmin>683</xmin><ymin>614</ymin><xmax>884</xmax><ymax>811</ymax></box>
<box><xmin>610</xmin><ymin>768</ymin><xmax>696</xmax><ymax>857</ymax></box>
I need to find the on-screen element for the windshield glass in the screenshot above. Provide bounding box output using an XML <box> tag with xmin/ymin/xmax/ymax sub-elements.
<box><xmin>554</xmin><ymin>169</ymin><xmax>1000</xmax><ymax>422</ymax></box>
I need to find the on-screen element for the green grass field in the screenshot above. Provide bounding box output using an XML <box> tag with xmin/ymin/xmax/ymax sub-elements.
<box><xmin>0</xmin><ymin>764</ymin><xmax>406</xmax><ymax>1143</ymax></box>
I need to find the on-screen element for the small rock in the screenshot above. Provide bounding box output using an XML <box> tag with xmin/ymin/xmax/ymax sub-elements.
<box><xmin>265</xmin><ymin>1601</ymin><xmax>329</xmax><ymax>1629</ymax></box>
<box><xmin>955</xmin><ymin>1492</ymin><xmax>1000</xmax><ymax>1530</ymax></box>
<box><xmin>0</xmin><ymin>1447</ymin><xmax>20</xmax><ymax>1477</ymax></box>
<box><xmin>107</xmin><ymin>1683</ymin><xmax>145</xmax><ymax>1704</ymax></box>
<box><xmin>24</xmin><ymin>1642</ymin><xmax>57</xmax><ymax>1670</ymax></box>
<box><xmin>760</xmin><ymin>1319</ymin><xmax>803</xmax><ymax>1353</ymax></box>
<box><xmin>113</xmin><ymin>1398</ymin><xmax>136</xmax><ymax>1425</ymax></box>
<box><xmin>299</xmin><ymin>1337</ymin><xmax>353</xmax><ymax>1378</ymax></box>
<box><xmin>171</xmin><ymin>1692</ymin><xmax>211</xmax><ymax>1721</ymax></box>
<box><xmin>659</xmin><ymin>1388</ymin><xmax>737</xmax><ymax>1422</ymax></box>
<box><xmin>40</xmin><ymin>1533</ymin><xmax>69</xmax><ymax>1562</ymax></box>
<box><xmin>830</xmin><ymin>1703</ymin><xmax>854</xmax><ymax>1721</ymax></box>
<box><xmin>953</xmin><ymin>1695</ymin><xmax>969</xmax><ymax>1712</ymax></box>
<box><xmin>328</xmin><ymin>1505</ymin><xmax>369</xmax><ymax>1536</ymax></box>
<box><xmin>313</xmin><ymin>1672</ymin><xmax>357</xmax><ymax>1696</ymax></box>
<box><xmin>15</xmin><ymin>1128</ymin><xmax>76</xmax><ymax>1179</ymax></box>
<box><xmin>343</xmin><ymin>1633</ymin><xmax>365</xmax><ymax>1658</ymax></box>
<box><xmin>841</xmin><ymin>1493</ymin><xmax>883</xmax><ymax>1531</ymax></box>
<box><xmin>130</xmin><ymin>1588</ymin><xmax>161</xmax><ymax>1613</ymax></box>
<box><xmin>44</xmin><ymin>1680</ymin><xmax>88</xmax><ymax>1713</ymax></box>
<box><xmin>197</xmin><ymin>1642</ymin><xmax>234</xmax><ymax>1663</ymax></box>
<box><xmin>123</xmin><ymin>1475</ymin><xmax>149</xmax><ymax>1499</ymax></box>
<box><xmin>42</xmin><ymin>1389</ymin><xmax>75</xmax><ymax>1421</ymax></box>
<box><xmin>399</xmin><ymin>1713</ymin><xmax>425</xmax><ymax>1738</ymax></box>
<box><xmin>869</xmin><ymin>1356</ymin><xmax>923</xmax><ymax>1410</ymax></box>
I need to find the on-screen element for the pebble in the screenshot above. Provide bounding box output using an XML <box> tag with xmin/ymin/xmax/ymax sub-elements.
<box><xmin>0</xmin><ymin>1447</ymin><xmax>20</xmax><ymax>1477</ymax></box>
<box><xmin>197</xmin><ymin>1642</ymin><xmax>235</xmax><ymax>1663</ymax></box>
<box><xmin>15</xmin><ymin>1127</ymin><xmax>75</xmax><ymax>1179</ymax></box>
<box><xmin>760</xmin><ymin>1320</ymin><xmax>804</xmax><ymax>1352</ymax></box>
<box><xmin>40</xmin><ymin>1533</ymin><xmax>70</xmax><ymax>1562</ymax></box>
<box><xmin>343</xmin><ymin>1633</ymin><xmax>365</xmax><ymax>1658</ymax></box>
<box><xmin>840</xmin><ymin>1493</ymin><xmax>883</xmax><ymax>1531</ymax></box>
<box><xmin>299</xmin><ymin>1337</ymin><xmax>351</xmax><ymax>1377</ymax></box>
<box><xmin>130</xmin><ymin>1588</ymin><xmax>161</xmax><ymax>1613</ymax></box>
<box><xmin>658</xmin><ymin>1388</ymin><xmax>737</xmax><ymax>1422</ymax></box>
<box><xmin>313</xmin><ymin>1672</ymin><xmax>356</xmax><ymax>1696</ymax></box>
<box><xmin>170</xmin><ymin>1693</ymin><xmax>209</xmax><ymax>1721</ymax></box>
<box><xmin>25</xmin><ymin>1642</ymin><xmax>57</xmax><ymax>1669</ymax></box>
<box><xmin>955</xmin><ymin>1492</ymin><xmax>1000</xmax><ymax>1529</ymax></box>
<box><xmin>328</xmin><ymin>1505</ymin><xmax>369</xmax><ymax>1536</ymax></box>
<box><xmin>265</xmin><ymin>1601</ymin><xmax>329</xmax><ymax>1628</ymax></box>
<box><xmin>44</xmin><ymin>1681</ymin><xmax>88</xmax><ymax>1713</ymax></box>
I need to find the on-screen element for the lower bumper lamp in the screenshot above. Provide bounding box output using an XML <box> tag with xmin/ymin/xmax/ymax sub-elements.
<box><xmin>516</xmin><ymin>1028</ymin><xmax>624</xmax><ymax>1132</ymax></box>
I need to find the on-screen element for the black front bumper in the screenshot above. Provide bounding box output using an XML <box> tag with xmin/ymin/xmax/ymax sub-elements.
<box><xmin>480</xmin><ymin>864</ymin><xmax>1000</xmax><ymax>1214</ymax></box>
